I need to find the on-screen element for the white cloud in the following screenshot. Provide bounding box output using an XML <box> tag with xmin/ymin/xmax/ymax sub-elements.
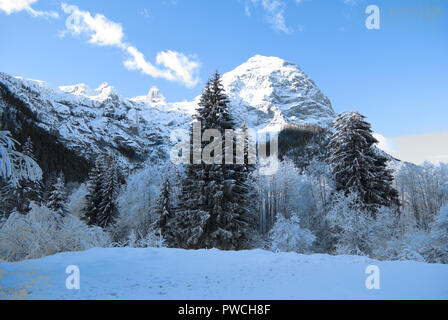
<box><xmin>60</xmin><ymin>4</ymin><xmax>200</xmax><ymax>88</ymax></box>
<box><xmin>374</xmin><ymin>133</ymin><xmax>398</xmax><ymax>154</ymax></box>
<box><xmin>124</xmin><ymin>47</ymin><xmax>200</xmax><ymax>88</ymax></box>
<box><xmin>156</xmin><ymin>50</ymin><xmax>200</xmax><ymax>88</ymax></box>
<box><xmin>246</xmin><ymin>0</ymin><xmax>292</xmax><ymax>34</ymax></box>
<box><xmin>0</xmin><ymin>0</ymin><xmax>58</xmax><ymax>18</ymax></box>
<box><xmin>61</xmin><ymin>3</ymin><xmax>125</xmax><ymax>48</ymax></box>
<box><xmin>376</xmin><ymin>131</ymin><xmax>448</xmax><ymax>165</ymax></box>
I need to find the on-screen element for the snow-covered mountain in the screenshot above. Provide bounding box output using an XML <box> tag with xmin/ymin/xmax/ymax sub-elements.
<box><xmin>0</xmin><ymin>55</ymin><xmax>335</xmax><ymax>177</ymax></box>
<box><xmin>221</xmin><ymin>55</ymin><xmax>334</xmax><ymax>131</ymax></box>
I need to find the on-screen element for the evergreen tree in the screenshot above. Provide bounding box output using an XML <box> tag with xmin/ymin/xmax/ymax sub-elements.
<box><xmin>83</xmin><ymin>155</ymin><xmax>104</xmax><ymax>226</ymax></box>
<box><xmin>84</xmin><ymin>153</ymin><xmax>121</xmax><ymax>228</ymax></box>
<box><xmin>47</xmin><ymin>171</ymin><xmax>67</xmax><ymax>217</ymax></box>
<box><xmin>43</xmin><ymin>171</ymin><xmax>57</xmax><ymax>203</ymax></box>
<box><xmin>239</xmin><ymin>121</ymin><xmax>256</xmax><ymax>173</ymax></box>
<box><xmin>174</xmin><ymin>71</ymin><xmax>256</xmax><ymax>250</ymax></box>
<box><xmin>328</xmin><ymin>112</ymin><xmax>400</xmax><ymax>214</ymax></box>
<box><xmin>154</xmin><ymin>175</ymin><xmax>176</xmax><ymax>245</ymax></box>
<box><xmin>21</xmin><ymin>137</ymin><xmax>35</xmax><ymax>159</ymax></box>
<box><xmin>13</xmin><ymin>137</ymin><xmax>43</xmax><ymax>214</ymax></box>
<box><xmin>96</xmin><ymin>154</ymin><xmax>121</xmax><ymax>228</ymax></box>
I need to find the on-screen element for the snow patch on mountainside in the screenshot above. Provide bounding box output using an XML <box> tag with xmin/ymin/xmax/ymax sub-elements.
<box><xmin>130</xmin><ymin>86</ymin><xmax>167</xmax><ymax>106</ymax></box>
<box><xmin>60</xmin><ymin>82</ymin><xmax>118</xmax><ymax>102</ymax></box>
<box><xmin>1</xmin><ymin>247</ymin><xmax>447</xmax><ymax>299</ymax></box>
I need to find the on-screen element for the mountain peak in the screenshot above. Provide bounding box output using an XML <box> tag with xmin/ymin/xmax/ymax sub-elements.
<box><xmin>231</xmin><ymin>55</ymin><xmax>297</xmax><ymax>75</ymax></box>
<box><xmin>130</xmin><ymin>86</ymin><xmax>167</xmax><ymax>106</ymax></box>
<box><xmin>94</xmin><ymin>82</ymin><xmax>117</xmax><ymax>101</ymax></box>
<box><xmin>246</xmin><ymin>54</ymin><xmax>289</xmax><ymax>64</ymax></box>
<box><xmin>59</xmin><ymin>82</ymin><xmax>118</xmax><ymax>102</ymax></box>
<box><xmin>59</xmin><ymin>83</ymin><xmax>91</xmax><ymax>96</ymax></box>
<box><xmin>97</xmin><ymin>81</ymin><xmax>111</xmax><ymax>91</ymax></box>
<box><xmin>221</xmin><ymin>55</ymin><xmax>334</xmax><ymax>130</ymax></box>
<box><xmin>147</xmin><ymin>86</ymin><xmax>166</xmax><ymax>104</ymax></box>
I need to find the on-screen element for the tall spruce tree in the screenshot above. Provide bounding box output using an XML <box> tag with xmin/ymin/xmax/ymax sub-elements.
<box><xmin>47</xmin><ymin>171</ymin><xmax>67</xmax><ymax>217</ymax></box>
<box><xmin>155</xmin><ymin>175</ymin><xmax>176</xmax><ymax>245</ymax></box>
<box><xmin>96</xmin><ymin>154</ymin><xmax>121</xmax><ymax>228</ymax></box>
<box><xmin>14</xmin><ymin>137</ymin><xmax>43</xmax><ymax>214</ymax></box>
<box><xmin>174</xmin><ymin>71</ymin><xmax>256</xmax><ymax>250</ymax></box>
<box><xmin>328</xmin><ymin>112</ymin><xmax>400</xmax><ymax>214</ymax></box>
<box><xmin>84</xmin><ymin>153</ymin><xmax>121</xmax><ymax>228</ymax></box>
<box><xmin>83</xmin><ymin>155</ymin><xmax>104</xmax><ymax>226</ymax></box>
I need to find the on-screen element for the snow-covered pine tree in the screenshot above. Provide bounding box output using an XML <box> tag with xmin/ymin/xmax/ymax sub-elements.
<box><xmin>83</xmin><ymin>154</ymin><xmax>106</xmax><ymax>226</ymax></box>
<box><xmin>47</xmin><ymin>171</ymin><xmax>67</xmax><ymax>217</ymax></box>
<box><xmin>95</xmin><ymin>153</ymin><xmax>121</xmax><ymax>229</ymax></box>
<box><xmin>13</xmin><ymin>136</ymin><xmax>43</xmax><ymax>214</ymax></box>
<box><xmin>239</xmin><ymin>121</ymin><xmax>259</xmax><ymax>237</ymax></box>
<box><xmin>0</xmin><ymin>131</ymin><xmax>42</xmax><ymax>188</ymax></box>
<box><xmin>174</xmin><ymin>71</ymin><xmax>256</xmax><ymax>250</ymax></box>
<box><xmin>21</xmin><ymin>137</ymin><xmax>34</xmax><ymax>160</ymax></box>
<box><xmin>154</xmin><ymin>174</ymin><xmax>176</xmax><ymax>246</ymax></box>
<box><xmin>328</xmin><ymin>112</ymin><xmax>400</xmax><ymax>215</ymax></box>
<box><xmin>239</xmin><ymin>121</ymin><xmax>256</xmax><ymax>173</ymax></box>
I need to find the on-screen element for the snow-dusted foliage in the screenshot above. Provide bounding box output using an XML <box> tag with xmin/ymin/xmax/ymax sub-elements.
<box><xmin>328</xmin><ymin>112</ymin><xmax>400</xmax><ymax>213</ymax></box>
<box><xmin>113</xmin><ymin>163</ymin><xmax>167</xmax><ymax>245</ymax></box>
<box><xmin>427</xmin><ymin>204</ymin><xmax>448</xmax><ymax>263</ymax></box>
<box><xmin>154</xmin><ymin>174</ymin><xmax>177</xmax><ymax>246</ymax></box>
<box><xmin>0</xmin><ymin>131</ymin><xmax>42</xmax><ymax>188</ymax></box>
<box><xmin>0</xmin><ymin>203</ymin><xmax>109</xmax><ymax>262</ymax></box>
<box><xmin>126</xmin><ymin>224</ymin><xmax>166</xmax><ymax>248</ymax></box>
<box><xmin>47</xmin><ymin>172</ymin><xmax>67</xmax><ymax>217</ymax></box>
<box><xmin>325</xmin><ymin>192</ymin><xmax>441</xmax><ymax>262</ymax></box>
<box><xmin>270</xmin><ymin>214</ymin><xmax>315</xmax><ymax>254</ymax></box>
<box><xmin>84</xmin><ymin>153</ymin><xmax>122</xmax><ymax>228</ymax></box>
<box><xmin>305</xmin><ymin>158</ymin><xmax>334</xmax><ymax>212</ymax></box>
<box><xmin>326</xmin><ymin>192</ymin><xmax>376</xmax><ymax>256</ymax></box>
<box><xmin>395</xmin><ymin>162</ymin><xmax>448</xmax><ymax>231</ymax></box>
<box><xmin>96</xmin><ymin>154</ymin><xmax>121</xmax><ymax>228</ymax></box>
<box><xmin>257</xmin><ymin>159</ymin><xmax>334</xmax><ymax>252</ymax></box>
<box><xmin>67</xmin><ymin>183</ymin><xmax>88</xmax><ymax>218</ymax></box>
<box><xmin>379</xmin><ymin>229</ymin><xmax>432</xmax><ymax>262</ymax></box>
<box><xmin>303</xmin><ymin>159</ymin><xmax>335</xmax><ymax>252</ymax></box>
<box><xmin>370</xmin><ymin>203</ymin><xmax>448</xmax><ymax>264</ymax></box>
<box><xmin>257</xmin><ymin>159</ymin><xmax>313</xmax><ymax>233</ymax></box>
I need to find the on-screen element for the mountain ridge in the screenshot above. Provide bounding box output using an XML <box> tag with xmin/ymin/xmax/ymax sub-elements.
<box><xmin>0</xmin><ymin>55</ymin><xmax>335</xmax><ymax>181</ymax></box>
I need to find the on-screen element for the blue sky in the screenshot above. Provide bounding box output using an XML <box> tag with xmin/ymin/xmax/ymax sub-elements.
<box><xmin>0</xmin><ymin>0</ymin><xmax>447</xmax><ymax>162</ymax></box>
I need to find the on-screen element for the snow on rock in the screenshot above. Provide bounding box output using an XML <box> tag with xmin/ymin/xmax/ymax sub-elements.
<box><xmin>130</xmin><ymin>86</ymin><xmax>167</xmax><ymax>106</ymax></box>
<box><xmin>0</xmin><ymin>247</ymin><xmax>447</xmax><ymax>300</ymax></box>
<box><xmin>59</xmin><ymin>82</ymin><xmax>118</xmax><ymax>102</ymax></box>
<box><xmin>59</xmin><ymin>83</ymin><xmax>94</xmax><ymax>97</ymax></box>
<box><xmin>221</xmin><ymin>55</ymin><xmax>335</xmax><ymax>130</ymax></box>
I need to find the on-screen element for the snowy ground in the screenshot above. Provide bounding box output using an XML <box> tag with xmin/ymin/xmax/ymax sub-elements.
<box><xmin>1</xmin><ymin>248</ymin><xmax>447</xmax><ymax>300</ymax></box>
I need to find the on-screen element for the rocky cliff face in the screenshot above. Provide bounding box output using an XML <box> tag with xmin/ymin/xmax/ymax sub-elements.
<box><xmin>0</xmin><ymin>55</ymin><xmax>335</xmax><ymax>181</ymax></box>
